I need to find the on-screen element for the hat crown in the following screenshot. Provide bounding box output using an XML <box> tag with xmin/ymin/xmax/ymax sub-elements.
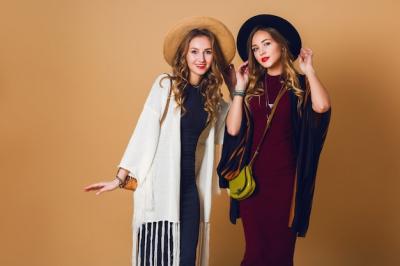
<box><xmin>236</xmin><ymin>14</ymin><xmax>302</xmax><ymax>61</ymax></box>
<box><xmin>163</xmin><ymin>16</ymin><xmax>236</xmax><ymax>66</ymax></box>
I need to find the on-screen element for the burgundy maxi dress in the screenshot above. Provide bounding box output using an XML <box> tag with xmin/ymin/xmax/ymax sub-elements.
<box><xmin>239</xmin><ymin>74</ymin><xmax>297</xmax><ymax>266</ymax></box>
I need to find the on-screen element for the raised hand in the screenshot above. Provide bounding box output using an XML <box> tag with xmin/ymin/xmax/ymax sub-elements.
<box><xmin>299</xmin><ymin>48</ymin><xmax>315</xmax><ymax>76</ymax></box>
<box><xmin>235</xmin><ymin>61</ymin><xmax>249</xmax><ymax>91</ymax></box>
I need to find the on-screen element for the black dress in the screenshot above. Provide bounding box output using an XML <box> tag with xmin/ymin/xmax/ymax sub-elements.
<box><xmin>180</xmin><ymin>84</ymin><xmax>208</xmax><ymax>265</ymax></box>
<box><xmin>139</xmin><ymin>84</ymin><xmax>207</xmax><ymax>266</ymax></box>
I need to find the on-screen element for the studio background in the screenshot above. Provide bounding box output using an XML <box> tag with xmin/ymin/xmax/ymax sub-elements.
<box><xmin>1</xmin><ymin>0</ymin><xmax>399</xmax><ymax>265</ymax></box>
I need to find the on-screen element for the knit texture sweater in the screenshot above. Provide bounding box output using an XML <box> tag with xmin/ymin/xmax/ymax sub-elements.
<box><xmin>118</xmin><ymin>74</ymin><xmax>228</xmax><ymax>265</ymax></box>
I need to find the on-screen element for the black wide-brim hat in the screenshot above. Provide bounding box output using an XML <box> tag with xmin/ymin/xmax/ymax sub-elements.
<box><xmin>237</xmin><ymin>14</ymin><xmax>302</xmax><ymax>61</ymax></box>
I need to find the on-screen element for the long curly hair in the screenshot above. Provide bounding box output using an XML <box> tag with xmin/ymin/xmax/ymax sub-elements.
<box><xmin>161</xmin><ymin>29</ymin><xmax>228</xmax><ymax>124</ymax></box>
<box><xmin>244</xmin><ymin>27</ymin><xmax>305</xmax><ymax>113</ymax></box>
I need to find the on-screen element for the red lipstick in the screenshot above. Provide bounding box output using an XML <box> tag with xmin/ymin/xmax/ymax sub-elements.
<box><xmin>261</xmin><ymin>57</ymin><xmax>269</xmax><ymax>63</ymax></box>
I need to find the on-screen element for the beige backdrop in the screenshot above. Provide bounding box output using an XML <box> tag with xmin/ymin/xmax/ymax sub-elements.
<box><xmin>1</xmin><ymin>0</ymin><xmax>399</xmax><ymax>265</ymax></box>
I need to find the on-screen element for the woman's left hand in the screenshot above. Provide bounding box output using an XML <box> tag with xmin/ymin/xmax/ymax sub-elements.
<box><xmin>299</xmin><ymin>48</ymin><xmax>315</xmax><ymax>76</ymax></box>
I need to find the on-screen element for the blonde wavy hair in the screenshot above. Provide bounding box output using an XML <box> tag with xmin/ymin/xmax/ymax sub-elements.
<box><xmin>245</xmin><ymin>27</ymin><xmax>305</xmax><ymax>113</ymax></box>
<box><xmin>161</xmin><ymin>29</ymin><xmax>228</xmax><ymax>124</ymax></box>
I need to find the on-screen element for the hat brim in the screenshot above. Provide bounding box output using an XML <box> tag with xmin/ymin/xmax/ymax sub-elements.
<box><xmin>237</xmin><ymin>14</ymin><xmax>302</xmax><ymax>61</ymax></box>
<box><xmin>163</xmin><ymin>16</ymin><xmax>236</xmax><ymax>66</ymax></box>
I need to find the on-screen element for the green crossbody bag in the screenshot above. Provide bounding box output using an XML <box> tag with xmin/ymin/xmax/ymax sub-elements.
<box><xmin>229</xmin><ymin>165</ymin><xmax>256</xmax><ymax>200</ymax></box>
<box><xmin>229</xmin><ymin>87</ymin><xmax>286</xmax><ymax>200</ymax></box>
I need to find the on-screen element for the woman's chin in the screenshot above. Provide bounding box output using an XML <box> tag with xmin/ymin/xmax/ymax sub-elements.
<box><xmin>257</xmin><ymin>60</ymin><xmax>271</xmax><ymax>69</ymax></box>
<box><xmin>192</xmin><ymin>69</ymin><xmax>210</xmax><ymax>77</ymax></box>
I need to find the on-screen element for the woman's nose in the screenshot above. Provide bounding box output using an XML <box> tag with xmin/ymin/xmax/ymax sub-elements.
<box><xmin>198</xmin><ymin>53</ymin><xmax>206</xmax><ymax>62</ymax></box>
<box><xmin>259</xmin><ymin>46</ymin><xmax>266</xmax><ymax>56</ymax></box>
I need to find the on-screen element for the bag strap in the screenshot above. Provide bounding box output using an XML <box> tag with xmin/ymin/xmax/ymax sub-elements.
<box><xmin>159</xmin><ymin>79</ymin><xmax>173</xmax><ymax>125</ymax></box>
<box><xmin>248</xmin><ymin>86</ymin><xmax>287</xmax><ymax>166</ymax></box>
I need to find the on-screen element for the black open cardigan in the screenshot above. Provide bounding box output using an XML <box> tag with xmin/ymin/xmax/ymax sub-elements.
<box><xmin>217</xmin><ymin>75</ymin><xmax>331</xmax><ymax>237</ymax></box>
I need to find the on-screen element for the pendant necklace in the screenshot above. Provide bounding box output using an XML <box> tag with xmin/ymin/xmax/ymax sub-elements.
<box><xmin>265</xmin><ymin>84</ymin><xmax>273</xmax><ymax>110</ymax></box>
<box><xmin>264</xmin><ymin>74</ymin><xmax>274</xmax><ymax>111</ymax></box>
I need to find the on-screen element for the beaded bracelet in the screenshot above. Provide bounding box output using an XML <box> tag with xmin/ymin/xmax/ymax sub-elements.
<box><xmin>233</xmin><ymin>90</ymin><xmax>246</xmax><ymax>97</ymax></box>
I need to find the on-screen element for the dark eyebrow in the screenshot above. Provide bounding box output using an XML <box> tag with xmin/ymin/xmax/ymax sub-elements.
<box><xmin>189</xmin><ymin>47</ymin><xmax>212</xmax><ymax>51</ymax></box>
<box><xmin>252</xmin><ymin>38</ymin><xmax>272</xmax><ymax>48</ymax></box>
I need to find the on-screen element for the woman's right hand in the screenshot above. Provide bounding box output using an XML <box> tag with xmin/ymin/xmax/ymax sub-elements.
<box><xmin>235</xmin><ymin>61</ymin><xmax>249</xmax><ymax>91</ymax></box>
<box><xmin>225</xmin><ymin>61</ymin><xmax>249</xmax><ymax>136</ymax></box>
<box><xmin>84</xmin><ymin>179</ymin><xmax>120</xmax><ymax>195</ymax></box>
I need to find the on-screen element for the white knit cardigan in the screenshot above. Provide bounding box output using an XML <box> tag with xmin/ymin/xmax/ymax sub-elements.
<box><xmin>118</xmin><ymin>74</ymin><xmax>228</xmax><ymax>266</ymax></box>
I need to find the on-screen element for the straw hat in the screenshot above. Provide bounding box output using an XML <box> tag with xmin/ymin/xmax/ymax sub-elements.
<box><xmin>163</xmin><ymin>16</ymin><xmax>236</xmax><ymax>66</ymax></box>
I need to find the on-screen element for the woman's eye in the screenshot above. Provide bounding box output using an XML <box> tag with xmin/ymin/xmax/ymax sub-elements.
<box><xmin>264</xmin><ymin>42</ymin><xmax>271</xmax><ymax>46</ymax></box>
<box><xmin>252</xmin><ymin>47</ymin><xmax>258</xmax><ymax>52</ymax></box>
<box><xmin>205</xmin><ymin>50</ymin><xmax>212</xmax><ymax>55</ymax></box>
<box><xmin>191</xmin><ymin>50</ymin><xmax>198</xmax><ymax>54</ymax></box>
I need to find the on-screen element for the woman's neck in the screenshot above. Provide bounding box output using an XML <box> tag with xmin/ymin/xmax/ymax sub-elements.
<box><xmin>189</xmin><ymin>73</ymin><xmax>201</xmax><ymax>86</ymax></box>
<box><xmin>266</xmin><ymin>63</ymin><xmax>283</xmax><ymax>76</ymax></box>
